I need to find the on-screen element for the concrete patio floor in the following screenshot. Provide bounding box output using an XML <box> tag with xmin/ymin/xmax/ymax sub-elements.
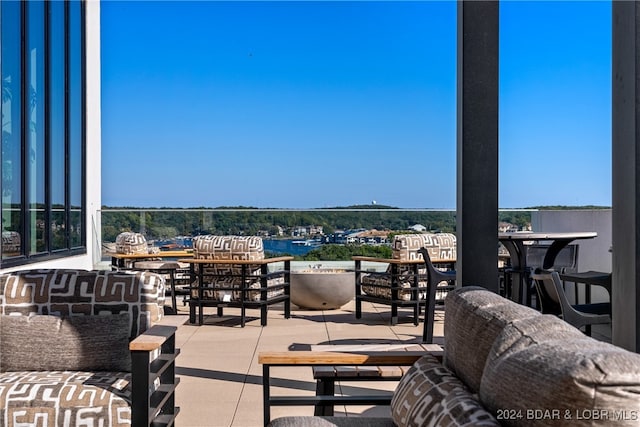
<box><xmin>159</xmin><ymin>299</ymin><xmax>445</xmax><ymax>427</ymax></box>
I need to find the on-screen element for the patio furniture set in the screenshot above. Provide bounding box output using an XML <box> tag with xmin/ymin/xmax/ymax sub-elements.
<box><xmin>0</xmin><ymin>268</ymin><xmax>179</xmax><ymax>426</ymax></box>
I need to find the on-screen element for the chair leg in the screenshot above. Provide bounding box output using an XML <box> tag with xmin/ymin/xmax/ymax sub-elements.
<box><xmin>314</xmin><ymin>379</ymin><xmax>335</xmax><ymax>416</ymax></box>
<box><xmin>284</xmin><ymin>299</ymin><xmax>291</xmax><ymax>319</ymax></box>
<box><xmin>355</xmin><ymin>298</ymin><xmax>362</xmax><ymax>319</ymax></box>
<box><xmin>261</xmin><ymin>305</ymin><xmax>268</xmax><ymax>326</ymax></box>
<box><xmin>189</xmin><ymin>301</ymin><xmax>196</xmax><ymax>324</ymax></box>
<box><xmin>390</xmin><ymin>304</ymin><xmax>398</xmax><ymax>326</ymax></box>
<box><xmin>413</xmin><ymin>305</ymin><xmax>419</xmax><ymax>326</ymax></box>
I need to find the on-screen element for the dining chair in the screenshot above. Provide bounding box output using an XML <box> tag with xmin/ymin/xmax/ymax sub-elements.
<box><xmin>417</xmin><ymin>247</ymin><xmax>456</xmax><ymax>344</ymax></box>
<box><xmin>530</xmin><ymin>269</ymin><xmax>610</xmax><ymax>335</ymax></box>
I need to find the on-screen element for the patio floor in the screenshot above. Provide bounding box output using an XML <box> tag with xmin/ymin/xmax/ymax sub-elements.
<box><xmin>160</xmin><ymin>297</ymin><xmax>611</xmax><ymax>427</ymax></box>
<box><xmin>159</xmin><ymin>299</ymin><xmax>446</xmax><ymax>427</ymax></box>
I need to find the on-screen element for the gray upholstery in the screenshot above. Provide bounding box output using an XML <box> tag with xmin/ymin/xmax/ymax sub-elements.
<box><xmin>480</xmin><ymin>314</ymin><xmax>640</xmax><ymax>426</ymax></box>
<box><xmin>1</xmin><ymin>313</ymin><xmax>132</xmax><ymax>372</ymax></box>
<box><xmin>442</xmin><ymin>286</ymin><xmax>540</xmax><ymax>392</ymax></box>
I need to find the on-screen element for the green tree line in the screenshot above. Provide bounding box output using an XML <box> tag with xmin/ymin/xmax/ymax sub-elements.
<box><xmin>101</xmin><ymin>205</ymin><xmax>535</xmax><ymax>243</ymax></box>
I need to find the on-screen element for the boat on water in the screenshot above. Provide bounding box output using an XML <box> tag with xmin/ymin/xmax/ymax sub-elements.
<box><xmin>291</xmin><ymin>239</ymin><xmax>322</xmax><ymax>247</ymax></box>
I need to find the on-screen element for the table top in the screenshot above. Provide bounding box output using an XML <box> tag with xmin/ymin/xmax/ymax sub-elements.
<box><xmin>352</xmin><ymin>256</ymin><xmax>456</xmax><ymax>264</ymax></box>
<box><xmin>109</xmin><ymin>250</ymin><xmax>193</xmax><ymax>259</ymax></box>
<box><xmin>498</xmin><ymin>231</ymin><xmax>597</xmax><ymax>241</ymax></box>
<box><xmin>132</xmin><ymin>260</ymin><xmax>187</xmax><ymax>270</ymax></box>
<box><xmin>179</xmin><ymin>256</ymin><xmax>294</xmax><ymax>265</ymax></box>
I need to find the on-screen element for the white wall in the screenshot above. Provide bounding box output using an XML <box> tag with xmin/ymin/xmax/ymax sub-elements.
<box><xmin>85</xmin><ymin>0</ymin><xmax>102</xmax><ymax>269</ymax></box>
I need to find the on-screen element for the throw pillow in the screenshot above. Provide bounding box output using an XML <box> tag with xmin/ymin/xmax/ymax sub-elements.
<box><xmin>391</xmin><ymin>355</ymin><xmax>499</xmax><ymax>427</ymax></box>
<box><xmin>0</xmin><ymin>313</ymin><xmax>131</xmax><ymax>372</ymax></box>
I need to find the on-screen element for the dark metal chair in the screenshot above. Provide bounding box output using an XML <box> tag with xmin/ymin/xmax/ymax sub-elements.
<box><xmin>530</xmin><ymin>269</ymin><xmax>610</xmax><ymax>335</ymax></box>
<box><xmin>418</xmin><ymin>247</ymin><xmax>456</xmax><ymax>343</ymax></box>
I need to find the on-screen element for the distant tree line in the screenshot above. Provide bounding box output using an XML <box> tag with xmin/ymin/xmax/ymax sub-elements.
<box><xmin>101</xmin><ymin>205</ymin><xmax>538</xmax><ymax>243</ymax></box>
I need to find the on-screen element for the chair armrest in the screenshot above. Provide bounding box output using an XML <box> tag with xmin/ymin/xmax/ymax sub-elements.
<box><xmin>179</xmin><ymin>256</ymin><xmax>293</xmax><ymax>265</ymax></box>
<box><xmin>352</xmin><ymin>256</ymin><xmax>422</xmax><ymax>264</ymax></box>
<box><xmin>259</xmin><ymin>350</ymin><xmax>430</xmax><ymax>366</ymax></box>
<box><xmin>130</xmin><ymin>324</ymin><xmax>181</xmax><ymax>426</ymax></box>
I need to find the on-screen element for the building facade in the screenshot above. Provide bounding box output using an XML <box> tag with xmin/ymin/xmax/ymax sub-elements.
<box><xmin>0</xmin><ymin>0</ymin><xmax>100</xmax><ymax>271</ymax></box>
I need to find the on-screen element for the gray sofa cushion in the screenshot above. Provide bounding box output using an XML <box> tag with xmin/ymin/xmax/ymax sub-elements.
<box><xmin>1</xmin><ymin>313</ymin><xmax>131</xmax><ymax>372</ymax></box>
<box><xmin>443</xmin><ymin>287</ymin><xmax>540</xmax><ymax>392</ymax></box>
<box><xmin>480</xmin><ymin>315</ymin><xmax>640</xmax><ymax>426</ymax></box>
<box><xmin>391</xmin><ymin>355</ymin><xmax>499</xmax><ymax>427</ymax></box>
<box><xmin>268</xmin><ymin>417</ymin><xmax>396</xmax><ymax>427</ymax></box>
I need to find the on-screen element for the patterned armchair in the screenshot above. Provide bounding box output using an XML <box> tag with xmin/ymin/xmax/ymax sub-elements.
<box><xmin>185</xmin><ymin>235</ymin><xmax>292</xmax><ymax>326</ymax></box>
<box><xmin>0</xmin><ymin>269</ymin><xmax>179</xmax><ymax>427</ymax></box>
<box><xmin>353</xmin><ymin>233</ymin><xmax>456</xmax><ymax>325</ymax></box>
<box><xmin>113</xmin><ymin>232</ymin><xmax>159</xmax><ymax>270</ymax></box>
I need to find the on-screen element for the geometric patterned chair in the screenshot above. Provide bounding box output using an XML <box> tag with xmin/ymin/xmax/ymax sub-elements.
<box><xmin>0</xmin><ymin>269</ymin><xmax>179</xmax><ymax>426</ymax></box>
<box><xmin>113</xmin><ymin>231</ymin><xmax>158</xmax><ymax>269</ymax></box>
<box><xmin>185</xmin><ymin>235</ymin><xmax>293</xmax><ymax>327</ymax></box>
<box><xmin>354</xmin><ymin>233</ymin><xmax>456</xmax><ymax>325</ymax></box>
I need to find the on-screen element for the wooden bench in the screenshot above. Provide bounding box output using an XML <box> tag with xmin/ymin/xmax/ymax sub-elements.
<box><xmin>258</xmin><ymin>344</ymin><xmax>443</xmax><ymax>425</ymax></box>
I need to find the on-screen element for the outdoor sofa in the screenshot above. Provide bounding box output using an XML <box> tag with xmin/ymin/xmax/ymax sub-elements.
<box><xmin>262</xmin><ymin>286</ymin><xmax>640</xmax><ymax>426</ymax></box>
<box><xmin>0</xmin><ymin>269</ymin><xmax>179</xmax><ymax>426</ymax></box>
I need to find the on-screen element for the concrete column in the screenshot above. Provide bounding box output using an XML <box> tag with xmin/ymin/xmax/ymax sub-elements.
<box><xmin>456</xmin><ymin>1</ymin><xmax>499</xmax><ymax>291</ymax></box>
<box><xmin>612</xmin><ymin>1</ymin><xmax>640</xmax><ymax>351</ymax></box>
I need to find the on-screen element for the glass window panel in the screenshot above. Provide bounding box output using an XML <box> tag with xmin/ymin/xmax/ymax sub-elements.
<box><xmin>69</xmin><ymin>209</ymin><xmax>82</xmax><ymax>248</ymax></box>
<box><xmin>49</xmin><ymin>1</ymin><xmax>66</xmax><ymax>251</ymax></box>
<box><xmin>27</xmin><ymin>0</ymin><xmax>46</xmax><ymax>254</ymax></box>
<box><xmin>69</xmin><ymin>0</ymin><xmax>83</xmax><ymax>213</ymax></box>
<box><xmin>1</xmin><ymin>0</ymin><xmax>23</xmax><ymax>259</ymax></box>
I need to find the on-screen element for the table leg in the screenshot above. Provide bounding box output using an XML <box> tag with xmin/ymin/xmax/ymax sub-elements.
<box><xmin>169</xmin><ymin>270</ymin><xmax>177</xmax><ymax>314</ymax></box>
<box><xmin>314</xmin><ymin>378</ymin><xmax>335</xmax><ymax>416</ymax></box>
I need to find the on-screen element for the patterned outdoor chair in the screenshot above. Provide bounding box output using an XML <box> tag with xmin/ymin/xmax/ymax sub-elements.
<box><xmin>0</xmin><ymin>269</ymin><xmax>179</xmax><ymax>426</ymax></box>
<box><xmin>185</xmin><ymin>235</ymin><xmax>293</xmax><ymax>326</ymax></box>
<box><xmin>113</xmin><ymin>231</ymin><xmax>159</xmax><ymax>269</ymax></box>
<box><xmin>353</xmin><ymin>233</ymin><xmax>457</xmax><ymax>325</ymax></box>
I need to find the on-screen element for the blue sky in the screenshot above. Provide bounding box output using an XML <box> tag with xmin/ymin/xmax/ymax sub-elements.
<box><xmin>101</xmin><ymin>1</ymin><xmax>611</xmax><ymax>209</ymax></box>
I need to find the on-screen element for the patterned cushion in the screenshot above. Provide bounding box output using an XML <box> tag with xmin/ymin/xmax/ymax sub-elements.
<box><xmin>479</xmin><ymin>316</ymin><xmax>640</xmax><ymax>426</ymax></box>
<box><xmin>392</xmin><ymin>233</ymin><xmax>456</xmax><ymax>262</ymax></box>
<box><xmin>391</xmin><ymin>355</ymin><xmax>499</xmax><ymax>427</ymax></box>
<box><xmin>191</xmin><ymin>235</ymin><xmax>285</xmax><ymax>301</ymax></box>
<box><xmin>443</xmin><ymin>287</ymin><xmax>540</xmax><ymax>393</ymax></box>
<box><xmin>0</xmin><ymin>269</ymin><xmax>165</xmax><ymax>339</ymax></box>
<box><xmin>193</xmin><ymin>235</ymin><xmax>264</xmax><ymax>261</ymax></box>
<box><xmin>0</xmin><ymin>371</ymin><xmax>132</xmax><ymax>426</ymax></box>
<box><xmin>115</xmin><ymin>232</ymin><xmax>148</xmax><ymax>255</ymax></box>
<box><xmin>1</xmin><ymin>313</ymin><xmax>132</xmax><ymax>372</ymax></box>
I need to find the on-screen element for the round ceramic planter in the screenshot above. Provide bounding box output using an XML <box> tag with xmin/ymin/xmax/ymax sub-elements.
<box><xmin>290</xmin><ymin>269</ymin><xmax>354</xmax><ymax>310</ymax></box>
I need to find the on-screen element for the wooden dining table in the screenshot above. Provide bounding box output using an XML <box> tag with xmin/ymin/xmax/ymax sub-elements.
<box><xmin>498</xmin><ymin>231</ymin><xmax>598</xmax><ymax>305</ymax></box>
